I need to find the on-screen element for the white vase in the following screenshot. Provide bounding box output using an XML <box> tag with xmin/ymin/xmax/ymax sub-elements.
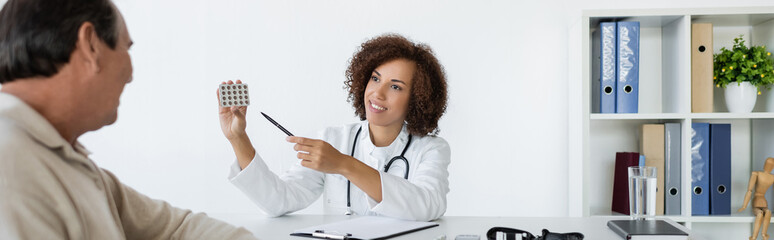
<box><xmin>724</xmin><ymin>81</ymin><xmax>757</xmax><ymax>113</ymax></box>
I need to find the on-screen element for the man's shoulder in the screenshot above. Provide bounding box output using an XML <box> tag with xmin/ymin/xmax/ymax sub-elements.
<box><xmin>0</xmin><ymin>116</ymin><xmax>39</xmax><ymax>158</ymax></box>
<box><xmin>0</xmin><ymin>117</ymin><xmax>55</xmax><ymax>189</ymax></box>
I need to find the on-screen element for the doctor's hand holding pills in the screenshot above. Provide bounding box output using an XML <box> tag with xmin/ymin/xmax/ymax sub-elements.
<box><xmin>217</xmin><ymin>80</ymin><xmax>255</xmax><ymax>169</ymax></box>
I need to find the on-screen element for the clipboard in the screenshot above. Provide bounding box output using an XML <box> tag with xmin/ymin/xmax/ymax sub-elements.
<box><xmin>290</xmin><ymin>216</ymin><xmax>439</xmax><ymax>239</ymax></box>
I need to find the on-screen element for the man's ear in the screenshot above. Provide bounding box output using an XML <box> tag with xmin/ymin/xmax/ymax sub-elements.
<box><xmin>74</xmin><ymin>22</ymin><xmax>101</xmax><ymax>73</ymax></box>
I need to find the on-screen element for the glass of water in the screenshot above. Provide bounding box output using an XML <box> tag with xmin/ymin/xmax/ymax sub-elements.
<box><xmin>628</xmin><ymin>166</ymin><xmax>657</xmax><ymax>220</ymax></box>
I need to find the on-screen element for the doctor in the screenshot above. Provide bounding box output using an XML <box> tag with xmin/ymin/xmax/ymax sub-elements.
<box><xmin>218</xmin><ymin>34</ymin><xmax>450</xmax><ymax>221</ymax></box>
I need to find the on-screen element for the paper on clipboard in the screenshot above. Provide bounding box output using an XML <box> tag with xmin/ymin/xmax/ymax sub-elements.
<box><xmin>290</xmin><ymin>216</ymin><xmax>439</xmax><ymax>239</ymax></box>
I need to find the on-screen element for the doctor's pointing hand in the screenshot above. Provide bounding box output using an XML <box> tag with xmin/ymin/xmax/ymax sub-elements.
<box><xmin>287</xmin><ymin>135</ymin><xmax>387</xmax><ymax>203</ymax></box>
<box><xmin>288</xmin><ymin>136</ymin><xmax>353</xmax><ymax>174</ymax></box>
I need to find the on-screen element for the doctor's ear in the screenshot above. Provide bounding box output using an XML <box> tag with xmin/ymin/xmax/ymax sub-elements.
<box><xmin>74</xmin><ymin>21</ymin><xmax>103</xmax><ymax>73</ymax></box>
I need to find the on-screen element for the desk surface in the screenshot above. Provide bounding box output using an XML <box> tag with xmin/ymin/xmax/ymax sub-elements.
<box><xmin>209</xmin><ymin>214</ymin><xmax>700</xmax><ymax>240</ymax></box>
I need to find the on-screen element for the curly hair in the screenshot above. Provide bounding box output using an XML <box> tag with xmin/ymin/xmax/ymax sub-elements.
<box><xmin>345</xmin><ymin>34</ymin><xmax>448</xmax><ymax>136</ymax></box>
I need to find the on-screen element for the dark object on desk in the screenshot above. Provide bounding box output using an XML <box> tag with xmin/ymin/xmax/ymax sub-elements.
<box><xmin>606</xmin><ymin>220</ymin><xmax>688</xmax><ymax>240</ymax></box>
<box><xmin>261</xmin><ymin>112</ymin><xmax>294</xmax><ymax>136</ymax></box>
<box><xmin>486</xmin><ymin>227</ymin><xmax>584</xmax><ymax>240</ymax></box>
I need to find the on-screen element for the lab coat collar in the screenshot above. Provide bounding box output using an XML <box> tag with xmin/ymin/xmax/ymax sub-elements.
<box><xmin>358</xmin><ymin>120</ymin><xmax>409</xmax><ymax>154</ymax></box>
<box><xmin>0</xmin><ymin>93</ymin><xmax>93</xmax><ymax>164</ymax></box>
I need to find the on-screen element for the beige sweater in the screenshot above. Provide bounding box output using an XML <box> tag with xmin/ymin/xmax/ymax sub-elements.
<box><xmin>0</xmin><ymin>93</ymin><xmax>257</xmax><ymax>240</ymax></box>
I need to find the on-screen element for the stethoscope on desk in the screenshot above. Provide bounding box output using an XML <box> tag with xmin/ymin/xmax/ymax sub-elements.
<box><xmin>345</xmin><ymin>126</ymin><xmax>412</xmax><ymax>215</ymax></box>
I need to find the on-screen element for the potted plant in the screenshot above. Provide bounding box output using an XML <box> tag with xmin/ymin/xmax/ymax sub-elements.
<box><xmin>713</xmin><ymin>35</ymin><xmax>774</xmax><ymax>113</ymax></box>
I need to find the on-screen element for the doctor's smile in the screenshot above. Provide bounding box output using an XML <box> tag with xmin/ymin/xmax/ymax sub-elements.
<box><xmin>368</xmin><ymin>100</ymin><xmax>387</xmax><ymax>112</ymax></box>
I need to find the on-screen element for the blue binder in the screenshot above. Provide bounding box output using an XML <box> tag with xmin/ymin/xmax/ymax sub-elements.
<box><xmin>710</xmin><ymin>124</ymin><xmax>731</xmax><ymax>215</ymax></box>
<box><xmin>600</xmin><ymin>22</ymin><xmax>617</xmax><ymax>113</ymax></box>
<box><xmin>615</xmin><ymin>21</ymin><xmax>639</xmax><ymax>113</ymax></box>
<box><xmin>691</xmin><ymin>123</ymin><xmax>710</xmax><ymax>215</ymax></box>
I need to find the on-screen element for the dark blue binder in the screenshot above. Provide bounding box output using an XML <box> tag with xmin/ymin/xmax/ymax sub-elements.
<box><xmin>600</xmin><ymin>22</ymin><xmax>617</xmax><ymax>113</ymax></box>
<box><xmin>710</xmin><ymin>124</ymin><xmax>731</xmax><ymax>215</ymax></box>
<box><xmin>691</xmin><ymin>123</ymin><xmax>710</xmax><ymax>215</ymax></box>
<box><xmin>615</xmin><ymin>21</ymin><xmax>639</xmax><ymax>113</ymax></box>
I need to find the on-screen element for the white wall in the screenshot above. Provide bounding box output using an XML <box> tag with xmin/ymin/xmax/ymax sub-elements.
<box><xmin>2</xmin><ymin>0</ymin><xmax>773</xmax><ymax>218</ymax></box>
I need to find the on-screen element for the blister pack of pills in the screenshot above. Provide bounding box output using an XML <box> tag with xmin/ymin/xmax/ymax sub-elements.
<box><xmin>219</xmin><ymin>83</ymin><xmax>250</xmax><ymax>107</ymax></box>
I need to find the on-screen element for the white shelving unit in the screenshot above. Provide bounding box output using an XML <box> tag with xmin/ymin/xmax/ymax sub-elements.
<box><xmin>572</xmin><ymin>7</ymin><xmax>774</xmax><ymax>240</ymax></box>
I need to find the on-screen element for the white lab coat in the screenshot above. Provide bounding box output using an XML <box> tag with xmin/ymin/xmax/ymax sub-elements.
<box><xmin>228</xmin><ymin>121</ymin><xmax>451</xmax><ymax>221</ymax></box>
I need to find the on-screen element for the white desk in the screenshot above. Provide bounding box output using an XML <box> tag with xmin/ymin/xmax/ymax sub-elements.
<box><xmin>209</xmin><ymin>214</ymin><xmax>701</xmax><ymax>240</ymax></box>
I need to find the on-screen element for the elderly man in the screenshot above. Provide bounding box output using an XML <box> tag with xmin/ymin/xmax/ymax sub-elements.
<box><xmin>0</xmin><ymin>0</ymin><xmax>257</xmax><ymax>239</ymax></box>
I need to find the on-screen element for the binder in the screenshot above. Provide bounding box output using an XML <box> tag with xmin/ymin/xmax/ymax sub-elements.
<box><xmin>691</xmin><ymin>23</ymin><xmax>714</xmax><ymax>113</ymax></box>
<box><xmin>641</xmin><ymin>124</ymin><xmax>665</xmax><ymax>215</ymax></box>
<box><xmin>710</xmin><ymin>123</ymin><xmax>731</xmax><ymax>215</ymax></box>
<box><xmin>664</xmin><ymin>123</ymin><xmax>681</xmax><ymax>215</ymax></box>
<box><xmin>616</xmin><ymin>21</ymin><xmax>640</xmax><ymax>113</ymax></box>
<box><xmin>612</xmin><ymin>152</ymin><xmax>641</xmax><ymax>215</ymax></box>
<box><xmin>691</xmin><ymin>123</ymin><xmax>710</xmax><ymax>215</ymax></box>
<box><xmin>290</xmin><ymin>216</ymin><xmax>438</xmax><ymax>240</ymax></box>
<box><xmin>600</xmin><ymin>22</ymin><xmax>617</xmax><ymax>113</ymax></box>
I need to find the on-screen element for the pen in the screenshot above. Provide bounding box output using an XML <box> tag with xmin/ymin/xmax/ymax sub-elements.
<box><xmin>260</xmin><ymin>112</ymin><xmax>294</xmax><ymax>136</ymax></box>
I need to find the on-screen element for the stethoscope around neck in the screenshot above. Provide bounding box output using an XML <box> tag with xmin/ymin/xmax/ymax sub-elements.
<box><xmin>345</xmin><ymin>126</ymin><xmax>412</xmax><ymax>215</ymax></box>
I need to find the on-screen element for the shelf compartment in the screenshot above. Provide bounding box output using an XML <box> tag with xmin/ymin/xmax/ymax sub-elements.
<box><xmin>691</xmin><ymin>14</ymin><xmax>774</xmax><ymax>113</ymax></box>
<box><xmin>689</xmin><ymin>119</ymin><xmax>754</xmax><ymax>219</ymax></box>
<box><xmin>587</xmin><ymin>119</ymin><xmax>685</xmax><ymax>217</ymax></box>
<box><xmin>588</xmin><ymin>15</ymin><xmax>689</xmax><ymax>114</ymax></box>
